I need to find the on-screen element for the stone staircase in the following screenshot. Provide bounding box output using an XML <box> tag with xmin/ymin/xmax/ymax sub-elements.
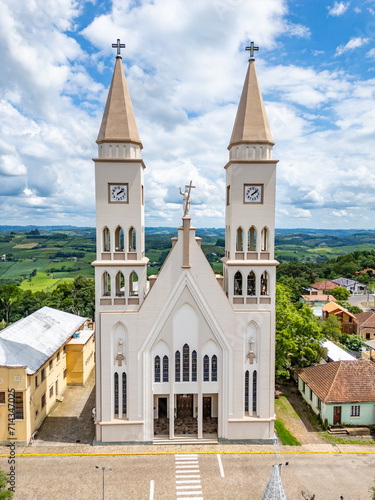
<box><xmin>154</xmin><ymin>417</ymin><xmax>169</xmax><ymax>435</ymax></box>
<box><xmin>174</xmin><ymin>416</ymin><xmax>198</xmax><ymax>434</ymax></box>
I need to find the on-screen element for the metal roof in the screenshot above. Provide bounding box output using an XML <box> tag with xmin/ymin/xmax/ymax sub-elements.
<box><xmin>321</xmin><ymin>340</ymin><xmax>356</xmax><ymax>362</ymax></box>
<box><xmin>0</xmin><ymin>306</ymin><xmax>87</xmax><ymax>374</ymax></box>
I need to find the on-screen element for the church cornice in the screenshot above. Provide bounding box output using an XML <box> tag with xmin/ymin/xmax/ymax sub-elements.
<box><xmin>224</xmin><ymin>159</ymin><xmax>278</xmax><ymax>170</ymax></box>
<box><xmin>222</xmin><ymin>258</ymin><xmax>279</xmax><ymax>266</ymax></box>
<box><xmin>93</xmin><ymin>158</ymin><xmax>146</xmax><ymax>169</ymax></box>
<box><xmin>91</xmin><ymin>257</ymin><xmax>149</xmax><ymax>266</ymax></box>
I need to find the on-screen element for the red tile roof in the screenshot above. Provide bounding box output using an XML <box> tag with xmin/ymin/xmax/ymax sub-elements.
<box><xmin>310</xmin><ymin>281</ymin><xmax>337</xmax><ymax>291</ymax></box>
<box><xmin>295</xmin><ymin>360</ymin><xmax>375</xmax><ymax>404</ymax></box>
<box><xmin>301</xmin><ymin>295</ymin><xmax>336</xmax><ymax>303</ymax></box>
<box><xmin>355</xmin><ymin>312</ymin><xmax>375</xmax><ymax>329</ymax></box>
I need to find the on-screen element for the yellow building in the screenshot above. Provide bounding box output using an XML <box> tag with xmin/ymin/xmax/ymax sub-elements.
<box><xmin>0</xmin><ymin>307</ymin><xmax>94</xmax><ymax>445</ymax></box>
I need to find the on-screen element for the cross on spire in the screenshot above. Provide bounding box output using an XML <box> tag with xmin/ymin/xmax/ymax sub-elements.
<box><xmin>112</xmin><ymin>38</ymin><xmax>126</xmax><ymax>57</ymax></box>
<box><xmin>246</xmin><ymin>41</ymin><xmax>259</xmax><ymax>61</ymax></box>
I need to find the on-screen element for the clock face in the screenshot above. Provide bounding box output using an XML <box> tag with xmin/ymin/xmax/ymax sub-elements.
<box><xmin>244</xmin><ymin>184</ymin><xmax>263</xmax><ymax>204</ymax></box>
<box><xmin>109</xmin><ymin>183</ymin><xmax>128</xmax><ymax>203</ymax></box>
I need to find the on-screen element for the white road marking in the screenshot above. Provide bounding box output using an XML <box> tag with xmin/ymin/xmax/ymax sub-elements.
<box><xmin>217</xmin><ymin>454</ymin><xmax>225</xmax><ymax>478</ymax></box>
<box><xmin>149</xmin><ymin>479</ymin><xmax>154</xmax><ymax>500</ymax></box>
<box><xmin>175</xmin><ymin>454</ymin><xmax>203</xmax><ymax>499</ymax></box>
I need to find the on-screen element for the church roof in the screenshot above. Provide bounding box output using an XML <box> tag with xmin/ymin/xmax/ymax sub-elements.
<box><xmin>0</xmin><ymin>306</ymin><xmax>87</xmax><ymax>374</ymax></box>
<box><xmin>97</xmin><ymin>57</ymin><xmax>142</xmax><ymax>147</ymax></box>
<box><xmin>228</xmin><ymin>60</ymin><xmax>274</xmax><ymax>149</ymax></box>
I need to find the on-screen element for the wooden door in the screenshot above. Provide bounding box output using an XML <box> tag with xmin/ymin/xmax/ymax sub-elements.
<box><xmin>177</xmin><ymin>395</ymin><xmax>193</xmax><ymax>418</ymax></box>
<box><xmin>333</xmin><ymin>406</ymin><xmax>341</xmax><ymax>425</ymax></box>
<box><xmin>203</xmin><ymin>397</ymin><xmax>211</xmax><ymax>418</ymax></box>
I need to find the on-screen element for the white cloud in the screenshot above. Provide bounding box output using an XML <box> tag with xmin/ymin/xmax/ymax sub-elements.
<box><xmin>335</xmin><ymin>37</ymin><xmax>370</xmax><ymax>56</ymax></box>
<box><xmin>328</xmin><ymin>2</ymin><xmax>350</xmax><ymax>16</ymax></box>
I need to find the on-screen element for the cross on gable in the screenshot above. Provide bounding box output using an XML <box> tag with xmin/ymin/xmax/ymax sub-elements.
<box><xmin>115</xmin><ymin>353</ymin><xmax>125</xmax><ymax>367</ymax></box>
<box><xmin>246</xmin><ymin>41</ymin><xmax>259</xmax><ymax>61</ymax></box>
<box><xmin>112</xmin><ymin>39</ymin><xmax>126</xmax><ymax>57</ymax></box>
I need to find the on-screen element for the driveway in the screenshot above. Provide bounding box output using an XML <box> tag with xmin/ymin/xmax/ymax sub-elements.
<box><xmin>34</xmin><ymin>369</ymin><xmax>96</xmax><ymax>445</ymax></box>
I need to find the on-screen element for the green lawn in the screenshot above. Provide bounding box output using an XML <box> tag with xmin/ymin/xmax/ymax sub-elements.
<box><xmin>274</xmin><ymin>419</ymin><xmax>301</xmax><ymax>446</ymax></box>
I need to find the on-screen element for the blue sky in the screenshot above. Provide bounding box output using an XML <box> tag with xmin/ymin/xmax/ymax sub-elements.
<box><xmin>1</xmin><ymin>0</ymin><xmax>375</xmax><ymax>229</ymax></box>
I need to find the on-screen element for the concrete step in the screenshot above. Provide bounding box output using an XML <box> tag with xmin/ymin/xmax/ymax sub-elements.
<box><xmin>153</xmin><ymin>434</ymin><xmax>218</xmax><ymax>445</ymax></box>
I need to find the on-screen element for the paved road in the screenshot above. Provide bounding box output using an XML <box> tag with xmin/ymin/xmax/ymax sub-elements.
<box><xmin>1</xmin><ymin>451</ymin><xmax>374</xmax><ymax>499</ymax></box>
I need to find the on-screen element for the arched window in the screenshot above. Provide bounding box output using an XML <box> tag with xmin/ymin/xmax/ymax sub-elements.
<box><xmin>234</xmin><ymin>271</ymin><xmax>242</xmax><ymax>296</ymax></box>
<box><xmin>183</xmin><ymin>344</ymin><xmax>190</xmax><ymax>382</ymax></box>
<box><xmin>247</xmin><ymin>271</ymin><xmax>256</xmax><ymax>296</ymax></box>
<box><xmin>129</xmin><ymin>272</ymin><xmax>138</xmax><ymax>296</ymax></box>
<box><xmin>261</xmin><ymin>227</ymin><xmax>268</xmax><ymax>251</ymax></box>
<box><xmin>154</xmin><ymin>356</ymin><xmax>160</xmax><ymax>383</ymax></box>
<box><xmin>248</xmin><ymin>226</ymin><xmax>256</xmax><ymax>251</ymax></box>
<box><xmin>102</xmin><ymin>272</ymin><xmax>111</xmax><ymax>297</ymax></box>
<box><xmin>236</xmin><ymin>228</ymin><xmax>243</xmax><ymax>251</ymax></box>
<box><xmin>211</xmin><ymin>355</ymin><xmax>217</xmax><ymax>382</ymax></box>
<box><xmin>245</xmin><ymin>370</ymin><xmax>249</xmax><ymax>413</ymax></box>
<box><xmin>103</xmin><ymin>227</ymin><xmax>110</xmax><ymax>252</ymax></box>
<box><xmin>203</xmin><ymin>355</ymin><xmax>209</xmax><ymax>382</ymax></box>
<box><xmin>115</xmin><ymin>272</ymin><xmax>125</xmax><ymax>297</ymax></box>
<box><xmin>122</xmin><ymin>373</ymin><xmax>127</xmax><ymax>415</ymax></box>
<box><xmin>163</xmin><ymin>355</ymin><xmax>169</xmax><ymax>383</ymax></box>
<box><xmin>114</xmin><ymin>372</ymin><xmax>119</xmax><ymax>416</ymax></box>
<box><xmin>128</xmin><ymin>227</ymin><xmax>136</xmax><ymax>251</ymax></box>
<box><xmin>175</xmin><ymin>351</ymin><xmax>180</xmax><ymax>382</ymax></box>
<box><xmin>253</xmin><ymin>371</ymin><xmax>257</xmax><ymax>413</ymax></box>
<box><xmin>115</xmin><ymin>227</ymin><xmax>124</xmax><ymax>251</ymax></box>
<box><xmin>261</xmin><ymin>272</ymin><xmax>268</xmax><ymax>296</ymax></box>
<box><xmin>192</xmin><ymin>350</ymin><xmax>197</xmax><ymax>382</ymax></box>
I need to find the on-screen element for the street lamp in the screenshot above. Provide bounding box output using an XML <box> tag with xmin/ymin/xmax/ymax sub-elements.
<box><xmin>95</xmin><ymin>466</ymin><xmax>112</xmax><ymax>500</ymax></box>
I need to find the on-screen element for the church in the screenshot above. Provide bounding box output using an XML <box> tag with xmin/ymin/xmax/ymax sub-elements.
<box><xmin>93</xmin><ymin>41</ymin><xmax>277</xmax><ymax>444</ymax></box>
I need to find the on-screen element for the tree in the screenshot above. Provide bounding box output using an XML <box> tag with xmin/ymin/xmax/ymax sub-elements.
<box><xmin>330</xmin><ymin>287</ymin><xmax>350</xmax><ymax>301</ymax></box>
<box><xmin>0</xmin><ymin>468</ymin><xmax>13</xmax><ymax>499</ymax></box>
<box><xmin>276</xmin><ymin>284</ymin><xmax>324</xmax><ymax>378</ymax></box>
<box><xmin>321</xmin><ymin>314</ymin><xmax>341</xmax><ymax>341</ymax></box>
<box><xmin>0</xmin><ymin>284</ymin><xmax>22</xmax><ymax>323</ymax></box>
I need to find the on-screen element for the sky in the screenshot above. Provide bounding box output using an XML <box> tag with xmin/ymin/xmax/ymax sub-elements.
<box><xmin>1</xmin><ymin>0</ymin><xmax>375</xmax><ymax>229</ymax></box>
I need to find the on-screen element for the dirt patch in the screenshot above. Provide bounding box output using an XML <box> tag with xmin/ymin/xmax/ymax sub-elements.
<box><xmin>276</xmin><ymin>381</ymin><xmax>326</xmax><ymax>444</ymax></box>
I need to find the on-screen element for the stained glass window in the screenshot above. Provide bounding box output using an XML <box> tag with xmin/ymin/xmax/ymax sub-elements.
<box><xmin>155</xmin><ymin>356</ymin><xmax>160</xmax><ymax>383</ymax></box>
<box><xmin>203</xmin><ymin>355</ymin><xmax>209</xmax><ymax>382</ymax></box>
<box><xmin>114</xmin><ymin>372</ymin><xmax>119</xmax><ymax>416</ymax></box>
<box><xmin>212</xmin><ymin>355</ymin><xmax>217</xmax><ymax>382</ymax></box>
<box><xmin>122</xmin><ymin>372</ymin><xmax>127</xmax><ymax>415</ymax></box>
<box><xmin>247</xmin><ymin>271</ymin><xmax>256</xmax><ymax>296</ymax></box>
<box><xmin>163</xmin><ymin>355</ymin><xmax>169</xmax><ymax>382</ymax></box>
<box><xmin>192</xmin><ymin>350</ymin><xmax>197</xmax><ymax>382</ymax></box>
<box><xmin>252</xmin><ymin>371</ymin><xmax>257</xmax><ymax>413</ymax></box>
<box><xmin>183</xmin><ymin>344</ymin><xmax>190</xmax><ymax>382</ymax></box>
<box><xmin>175</xmin><ymin>351</ymin><xmax>180</xmax><ymax>382</ymax></box>
<box><xmin>245</xmin><ymin>371</ymin><xmax>249</xmax><ymax>413</ymax></box>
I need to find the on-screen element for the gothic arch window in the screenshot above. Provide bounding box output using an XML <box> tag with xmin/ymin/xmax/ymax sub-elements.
<box><xmin>247</xmin><ymin>271</ymin><xmax>256</xmax><ymax>296</ymax></box>
<box><xmin>192</xmin><ymin>350</ymin><xmax>197</xmax><ymax>382</ymax></box>
<box><xmin>175</xmin><ymin>351</ymin><xmax>180</xmax><ymax>382</ymax></box>
<box><xmin>203</xmin><ymin>355</ymin><xmax>209</xmax><ymax>382</ymax></box>
<box><xmin>183</xmin><ymin>344</ymin><xmax>190</xmax><ymax>382</ymax></box>
<box><xmin>154</xmin><ymin>356</ymin><xmax>161</xmax><ymax>383</ymax></box>
<box><xmin>234</xmin><ymin>271</ymin><xmax>243</xmax><ymax>296</ymax></box>
<box><xmin>123</xmin><ymin>145</ymin><xmax>127</xmax><ymax>158</ymax></box>
<box><xmin>116</xmin><ymin>145</ymin><xmax>119</xmax><ymax>158</ymax></box>
<box><xmin>100</xmin><ymin>145</ymin><xmax>103</xmax><ymax>157</ymax></box>
<box><xmin>259</xmin><ymin>146</ymin><xmax>263</xmax><ymax>159</ymax></box>
<box><xmin>163</xmin><ymin>355</ymin><xmax>169</xmax><ymax>382</ymax></box>
<box><xmin>245</xmin><ymin>370</ymin><xmax>249</xmax><ymax>413</ymax></box>
<box><xmin>211</xmin><ymin>355</ymin><xmax>217</xmax><ymax>382</ymax></box>
<box><xmin>109</xmin><ymin>145</ymin><xmax>113</xmax><ymax>158</ymax></box>
<box><xmin>261</xmin><ymin>271</ymin><xmax>269</xmax><ymax>296</ymax></box>
<box><xmin>115</xmin><ymin>227</ymin><xmax>124</xmax><ymax>251</ymax></box>
<box><xmin>102</xmin><ymin>272</ymin><xmax>111</xmax><ymax>297</ymax></box>
<box><xmin>103</xmin><ymin>227</ymin><xmax>110</xmax><ymax>252</ymax></box>
<box><xmin>253</xmin><ymin>371</ymin><xmax>257</xmax><ymax>414</ymax></box>
<box><xmin>248</xmin><ymin>226</ymin><xmax>257</xmax><ymax>251</ymax></box>
<box><xmin>245</xmin><ymin>146</ymin><xmax>249</xmax><ymax>159</ymax></box>
<box><xmin>128</xmin><ymin>227</ymin><xmax>136</xmax><ymax>251</ymax></box>
<box><xmin>115</xmin><ymin>272</ymin><xmax>125</xmax><ymax>297</ymax></box>
<box><xmin>236</xmin><ymin>227</ymin><xmax>243</xmax><ymax>251</ymax></box>
<box><xmin>122</xmin><ymin>373</ymin><xmax>127</xmax><ymax>415</ymax></box>
<box><xmin>114</xmin><ymin>372</ymin><xmax>119</xmax><ymax>416</ymax></box>
<box><xmin>252</xmin><ymin>146</ymin><xmax>256</xmax><ymax>159</ymax></box>
<box><xmin>261</xmin><ymin>227</ymin><xmax>269</xmax><ymax>251</ymax></box>
<box><xmin>129</xmin><ymin>271</ymin><xmax>138</xmax><ymax>296</ymax></box>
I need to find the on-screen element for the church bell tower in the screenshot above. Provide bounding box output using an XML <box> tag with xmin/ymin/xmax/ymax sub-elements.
<box><xmin>222</xmin><ymin>43</ymin><xmax>278</xmax><ymax>310</ymax></box>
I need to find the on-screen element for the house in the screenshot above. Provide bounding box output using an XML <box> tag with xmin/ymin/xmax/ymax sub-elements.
<box><xmin>322</xmin><ymin>302</ymin><xmax>357</xmax><ymax>334</ymax></box>
<box><xmin>0</xmin><ymin>307</ymin><xmax>94</xmax><ymax>445</ymax></box>
<box><xmin>331</xmin><ymin>277</ymin><xmax>366</xmax><ymax>294</ymax></box>
<box><xmin>321</xmin><ymin>340</ymin><xmax>356</xmax><ymax>362</ymax></box>
<box><xmin>354</xmin><ymin>311</ymin><xmax>375</xmax><ymax>340</ymax></box>
<box><xmin>300</xmin><ymin>294</ymin><xmax>336</xmax><ymax>307</ymax></box>
<box><xmin>295</xmin><ymin>360</ymin><xmax>375</xmax><ymax>426</ymax></box>
<box><xmin>310</xmin><ymin>280</ymin><xmax>337</xmax><ymax>295</ymax></box>
<box><xmin>93</xmin><ymin>46</ymin><xmax>277</xmax><ymax>443</ymax></box>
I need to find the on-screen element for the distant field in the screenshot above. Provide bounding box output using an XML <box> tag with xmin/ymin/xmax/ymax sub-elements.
<box><xmin>13</xmin><ymin>242</ymin><xmax>39</xmax><ymax>249</ymax></box>
<box><xmin>19</xmin><ymin>272</ymin><xmax>74</xmax><ymax>292</ymax></box>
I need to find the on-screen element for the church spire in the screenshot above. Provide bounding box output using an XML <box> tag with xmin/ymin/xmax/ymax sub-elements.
<box><xmin>228</xmin><ymin>55</ymin><xmax>274</xmax><ymax>149</ymax></box>
<box><xmin>97</xmin><ymin>54</ymin><xmax>142</xmax><ymax>148</ymax></box>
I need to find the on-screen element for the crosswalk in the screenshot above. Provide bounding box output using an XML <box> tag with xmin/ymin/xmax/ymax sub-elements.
<box><xmin>174</xmin><ymin>454</ymin><xmax>203</xmax><ymax>499</ymax></box>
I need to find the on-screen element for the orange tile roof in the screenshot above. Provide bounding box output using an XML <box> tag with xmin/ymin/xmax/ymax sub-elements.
<box><xmin>356</xmin><ymin>268</ymin><xmax>375</xmax><ymax>275</ymax></box>
<box><xmin>310</xmin><ymin>281</ymin><xmax>337</xmax><ymax>291</ymax></box>
<box><xmin>301</xmin><ymin>295</ymin><xmax>336</xmax><ymax>303</ymax></box>
<box><xmin>295</xmin><ymin>360</ymin><xmax>375</xmax><ymax>404</ymax></box>
<box><xmin>322</xmin><ymin>302</ymin><xmax>356</xmax><ymax>319</ymax></box>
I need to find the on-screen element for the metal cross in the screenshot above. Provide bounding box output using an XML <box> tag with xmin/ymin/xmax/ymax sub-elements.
<box><xmin>112</xmin><ymin>39</ymin><xmax>126</xmax><ymax>57</ymax></box>
<box><xmin>246</xmin><ymin>42</ymin><xmax>259</xmax><ymax>61</ymax></box>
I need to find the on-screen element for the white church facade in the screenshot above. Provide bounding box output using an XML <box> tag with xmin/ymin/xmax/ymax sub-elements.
<box><xmin>93</xmin><ymin>42</ymin><xmax>277</xmax><ymax>444</ymax></box>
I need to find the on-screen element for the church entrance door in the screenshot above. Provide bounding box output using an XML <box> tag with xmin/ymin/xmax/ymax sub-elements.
<box><xmin>203</xmin><ymin>397</ymin><xmax>211</xmax><ymax>418</ymax></box>
<box><xmin>175</xmin><ymin>394</ymin><xmax>197</xmax><ymax>435</ymax></box>
<box><xmin>158</xmin><ymin>397</ymin><xmax>167</xmax><ymax>418</ymax></box>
